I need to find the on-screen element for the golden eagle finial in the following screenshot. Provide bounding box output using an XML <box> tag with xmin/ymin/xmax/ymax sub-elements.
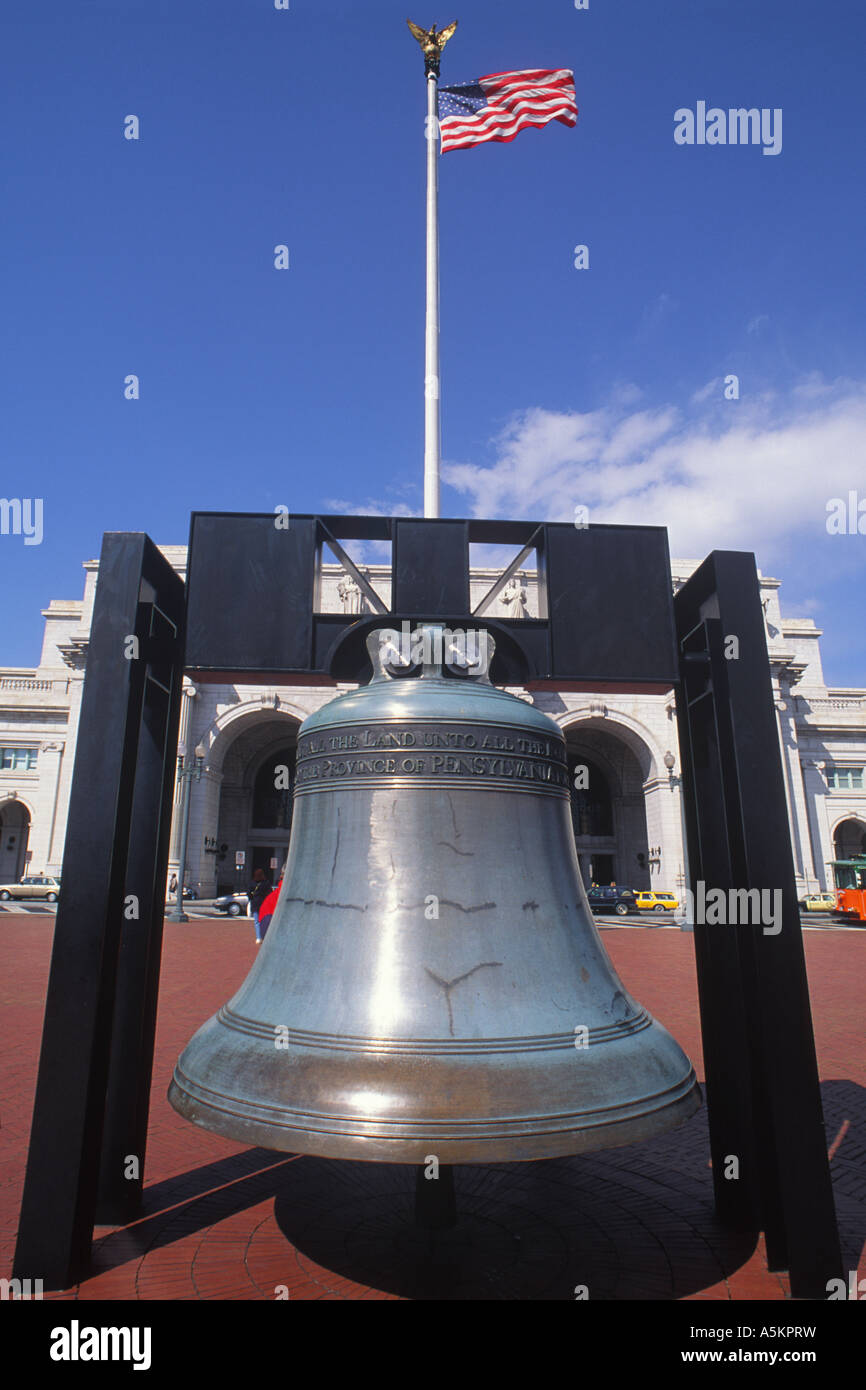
<box><xmin>407</xmin><ymin>19</ymin><xmax>458</xmax><ymax>75</ymax></box>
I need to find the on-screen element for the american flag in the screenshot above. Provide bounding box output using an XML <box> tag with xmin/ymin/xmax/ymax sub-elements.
<box><xmin>437</xmin><ymin>69</ymin><xmax>577</xmax><ymax>154</ymax></box>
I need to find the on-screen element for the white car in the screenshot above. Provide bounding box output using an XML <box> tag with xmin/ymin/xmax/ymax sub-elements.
<box><xmin>0</xmin><ymin>874</ymin><xmax>62</xmax><ymax>902</ymax></box>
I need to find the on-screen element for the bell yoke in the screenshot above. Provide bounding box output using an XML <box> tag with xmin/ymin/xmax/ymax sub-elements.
<box><xmin>168</xmin><ymin>623</ymin><xmax>701</xmax><ymax>1164</ymax></box>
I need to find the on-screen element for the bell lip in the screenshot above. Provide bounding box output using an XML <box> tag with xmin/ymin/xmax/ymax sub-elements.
<box><xmin>167</xmin><ymin>1071</ymin><xmax>701</xmax><ymax>1165</ymax></box>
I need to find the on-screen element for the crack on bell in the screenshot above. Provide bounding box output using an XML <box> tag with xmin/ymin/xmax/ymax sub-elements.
<box><xmin>283</xmin><ymin>896</ymin><xmax>366</xmax><ymax>913</ymax></box>
<box><xmin>438</xmin><ymin>841</ymin><xmax>474</xmax><ymax>856</ymax></box>
<box><xmin>330</xmin><ymin>808</ymin><xmax>341</xmax><ymax>883</ymax></box>
<box><xmin>439</xmin><ymin>899</ymin><xmax>495</xmax><ymax>913</ymax></box>
<box><xmin>392</xmin><ymin>898</ymin><xmax>495</xmax><ymax>914</ymax></box>
<box><xmin>424</xmin><ymin>961</ymin><xmax>504</xmax><ymax>1036</ymax></box>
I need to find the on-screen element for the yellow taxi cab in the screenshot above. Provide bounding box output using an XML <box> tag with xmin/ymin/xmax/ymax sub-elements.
<box><xmin>798</xmin><ymin>892</ymin><xmax>836</xmax><ymax>912</ymax></box>
<box><xmin>633</xmin><ymin>890</ymin><xmax>680</xmax><ymax>914</ymax></box>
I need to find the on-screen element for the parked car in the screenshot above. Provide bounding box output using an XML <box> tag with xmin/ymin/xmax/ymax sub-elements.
<box><xmin>799</xmin><ymin>892</ymin><xmax>836</xmax><ymax>912</ymax></box>
<box><xmin>586</xmin><ymin>885</ymin><xmax>637</xmax><ymax>916</ymax></box>
<box><xmin>634</xmin><ymin>890</ymin><xmax>681</xmax><ymax>914</ymax></box>
<box><xmin>214</xmin><ymin>892</ymin><xmax>249</xmax><ymax>917</ymax></box>
<box><xmin>0</xmin><ymin>875</ymin><xmax>62</xmax><ymax>902</ymax></box>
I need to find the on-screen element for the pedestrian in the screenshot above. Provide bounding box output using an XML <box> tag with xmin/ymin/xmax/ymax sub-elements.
<box><xmin>255</xmin><ymin>876</ymin><xmax>283</xmax><ymax>944</ymax></box>
<box><xmin>169</xmin><ymin>872</ymin><xmax>178</xmax><ymax>900</ymax></box>
<box><xmin>247</xmin><ymin>867</ymin><xmax>272</xmax><ymax>944</ymax></box>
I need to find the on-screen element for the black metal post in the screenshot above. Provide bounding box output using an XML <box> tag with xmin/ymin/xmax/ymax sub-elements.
<box><xmin>95</xmin><ymin>595</ymin><xmax>185</xmax><ymax>1221</ymax></box>
<box><xmin>13</xmin><ymin>534</ymin><xmax>184</xmax><ymax>1286</ymax></box>
<box><xmin>674</xmin><ymin>550</ymin><xmax>842</xmax><ymax>1299</ymax></box>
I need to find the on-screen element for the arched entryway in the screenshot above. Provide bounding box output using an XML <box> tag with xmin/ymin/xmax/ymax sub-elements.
<box><xmin>0</xmin><ymin>798</ymin><xmax>31</xmax><ymax>883</ymax></box>
<box><xmin>248</xmin><ymin>743</ymin><xmax>296</xmax><ymax>877</ymax></box>
<box><xmin>834</xmin><ymin>817</ymin><xmax>866</xmax><ymax>860</ymax></box>
<box><xmin>566</xmin><ymin>750</ymin><xmax>617</xmax><ymax>885</ymax></box>
<box><xmin>563</xmin><ymin>718</ymin><xmax>659</xmax><ymax>891</ymax></box>
<box><xmin>206</xmin><ymin>712</ymin><xmax>302</xmax><ymax>895</ymax></box>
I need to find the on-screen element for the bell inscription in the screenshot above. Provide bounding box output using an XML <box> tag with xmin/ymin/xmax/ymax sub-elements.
<box><xmin>295</xmin><ymin>720</ymin><xmax>570</xmax><ymax>792</ymax></box>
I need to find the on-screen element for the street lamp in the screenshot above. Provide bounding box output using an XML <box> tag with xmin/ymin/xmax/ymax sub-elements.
<box><xmin>664</xmin><ymin>749</ymin><xmax>693</xmax><ymax>930</ymax></box>
<box><xmin>168</xmin><ymin>742</ymin><xmax>206</xmax><ymax>923</ymax></box>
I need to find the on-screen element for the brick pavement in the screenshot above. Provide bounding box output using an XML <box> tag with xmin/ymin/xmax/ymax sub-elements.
<box><xmin>1</xmin><ymin>917</ymin><xmax>863</xmax><ymax>1300</ymax></box>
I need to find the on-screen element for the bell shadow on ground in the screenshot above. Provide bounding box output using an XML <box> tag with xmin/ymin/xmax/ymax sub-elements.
<box><xmin>88</xmin><ymin>1080</ymin><xmax>865</xmax><ymax>1300</ymax></box>
<box><xmin>273</xmin><ymin>1117</ymin><xmax>754</xmax><ymax>1301</ymax></box>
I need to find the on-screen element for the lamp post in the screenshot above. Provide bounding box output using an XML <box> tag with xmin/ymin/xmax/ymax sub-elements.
<box><xmin>664</xmin><ymin>749</ymin><xmax>693</xmax><ymax>929</ymax></box>
<box><xmin>168</xmin><ymin>743</ymin><xmax>206</xmax><ymax>923</ymax></box>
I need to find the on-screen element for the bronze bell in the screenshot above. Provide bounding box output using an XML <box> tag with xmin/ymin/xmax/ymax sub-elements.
<box><xmin>169</xmin><ymin>624</ymin><xmax>700</xmax><ymax>1163</ymax></box>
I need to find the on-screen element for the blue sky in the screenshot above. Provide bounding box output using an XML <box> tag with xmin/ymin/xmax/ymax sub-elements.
<box><xmin>2</xmin><ymin>0</ymin><xmax>864</xmax><ymax>685</ymax></box>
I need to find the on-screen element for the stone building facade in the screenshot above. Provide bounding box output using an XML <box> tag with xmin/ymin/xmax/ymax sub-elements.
<box><xmin>1</xmin><ymin>544</ymin><xmax>864</xmax><ymax>900</ymax></box>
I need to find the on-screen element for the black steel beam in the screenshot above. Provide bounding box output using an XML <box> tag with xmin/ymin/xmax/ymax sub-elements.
<box><xmin>184</xmin><ymin>512</ymin><xmax>678</xmax><ymax>686</ymax></box>
<box><xmin>185</xmin><ymin>513</ymin><xmax>318</xmax><ymax>673</ymax></box>
<box><xmin>545</xmin><ymin>523</ymin><xmax>677</xmax><ymax>684</ymax></box>
<box><xmin>13</xmin><ymin>535</ymin><xmax>184</xmax><ymax>1288</ymax></box>
<box><xmin>95</xmin><ymin>593</ymin><xmax>185</xmax><ymax>1222</ymax></box>
<box><xmin>674</xmin><ymin>551</ymin><xmax>842</xmax><ymax>1299</ymax></box>
<box><xmin>391</xmin><ymin>519</ymin><xmax>470</xmax><ymax>614</ymax></box>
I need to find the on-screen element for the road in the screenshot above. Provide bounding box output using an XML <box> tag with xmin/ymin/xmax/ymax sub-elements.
<box><xmin>0</xmin><ymin>901</ymin><xmax>862</xmax><ymax>930</ymax></box>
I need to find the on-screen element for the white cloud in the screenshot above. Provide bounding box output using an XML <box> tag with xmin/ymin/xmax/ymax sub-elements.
<box><xmin>599</xmin><ymin>408</ymin><xmax>680</xmax><ymax>465</ymax></box>
<box><xmin>441</xmin><ymin>378</ymin><xmax>866</xmax><ymax>563</ymax></box>
<box><xmin>608</xmin><ymin>381</ymin><xmax>645</xmax><ymax>408</ymax></box>
<box><xmin>323</xmin><ymin>497</ymin><xmax>418</xmax><ymax>518</ymax></box>
<box><xmin>691</xmin><ymin>378</ymin><xmax>721</xmax><ymax>404</ymax></box>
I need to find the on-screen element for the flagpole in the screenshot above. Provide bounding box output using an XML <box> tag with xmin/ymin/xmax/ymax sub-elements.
<box><xmin>424</xmin><ymin>63</ymin><xmax>441</xmax><ymax>519</ymax></box>
<box><xmin>409</xmin><ymin>21</ymin><xmax>457</xmax><ymax>518</ymax></box>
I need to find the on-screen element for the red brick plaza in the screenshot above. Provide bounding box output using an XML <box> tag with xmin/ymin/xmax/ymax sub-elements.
<box><xmin>2</xmin><ymin>917</ymin><xmax>864</xmax><ymax>1301</ymax></box>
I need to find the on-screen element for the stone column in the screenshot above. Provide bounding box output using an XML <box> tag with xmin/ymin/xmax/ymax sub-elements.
<box><xmin>774</xmin><ymin>689</ymin><xmax>816</xmax><ymax>893</ymax></box>
<box><xmin>643</xmin><ymin>773</ymin><xmax>679</xmax><ymax>890</ymax></box>
<box><xmin>186</xmin><ymin>764</ymin><xmax>222</xmax><ymax>898</ymax></box>
<box><xmin>801</xmin><ymin>760</ymin><xmax>834</xmax><ymax>891</ymax></box>
<box><xmin>37</xmin><ymin>741</ymin><xmax>65</xmax><ymax>874</ymax></box>
<box><xmin>168</xmin><ymin>681</ymin><xmax>199</xmax><ymax>867</ymax></box>
<box><xmin>49</xmin><ymin>671</ymin><xmax>86</xmax><ymax>874</ymax></box>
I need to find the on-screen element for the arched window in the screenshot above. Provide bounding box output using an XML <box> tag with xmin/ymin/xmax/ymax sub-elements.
<box><xmin>568</xmin><ymin>754</ymin><xmax>613</xmax><ymax>837</ymax></box>
<box><xmin>252</xmin><ymin>747</ymin><xmax>295</xmax><ymax>829</ymax></box>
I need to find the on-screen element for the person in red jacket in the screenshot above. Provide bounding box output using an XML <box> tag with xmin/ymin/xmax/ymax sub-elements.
<box><xmin>255</xmin><ymin>877</ymin><xmax>282</xmax><ymax>944</ymax></box>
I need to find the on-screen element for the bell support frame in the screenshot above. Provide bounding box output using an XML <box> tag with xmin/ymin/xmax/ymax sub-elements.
<box><xmin>12</xmin><ymin>515</ymin><xmax>841</xmax><ymax>1296</ymax></box>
